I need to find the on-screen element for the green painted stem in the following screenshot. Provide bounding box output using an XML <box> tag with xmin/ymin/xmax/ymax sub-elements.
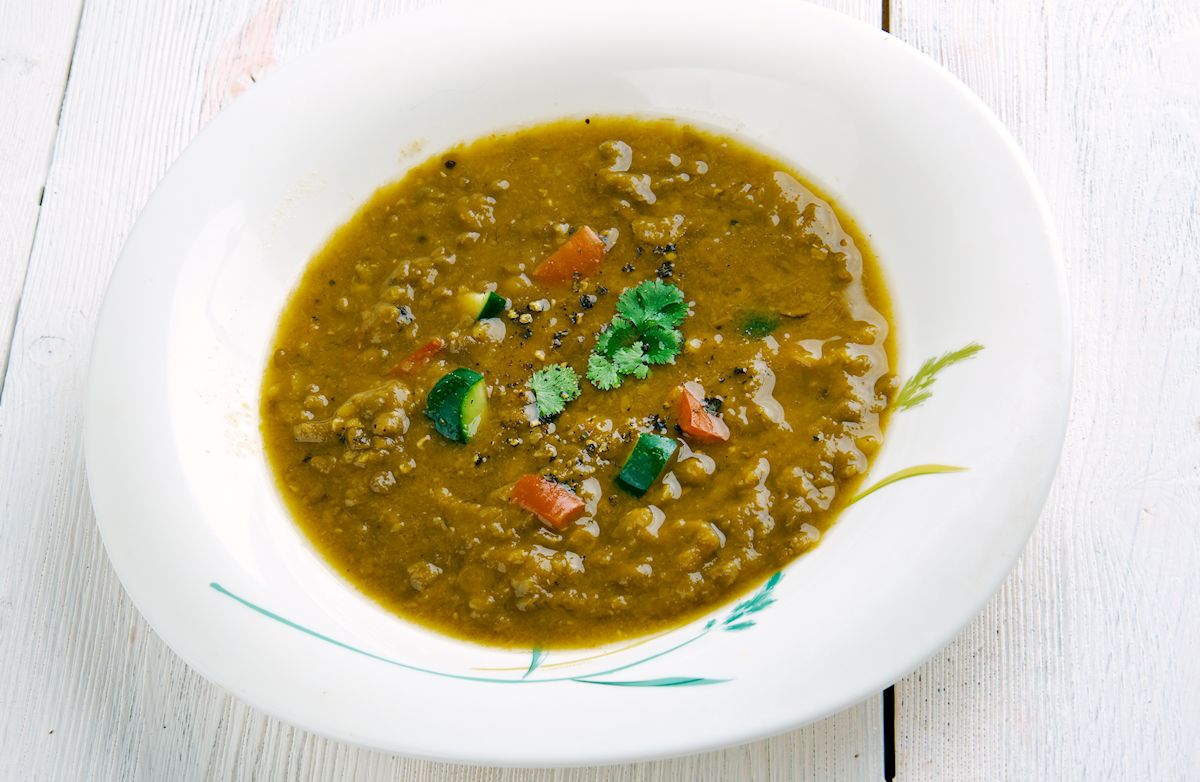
<box><xmin>850</xmin><ymin>464</ymin><xmax>968</xmax><ymax>505</ymax></box>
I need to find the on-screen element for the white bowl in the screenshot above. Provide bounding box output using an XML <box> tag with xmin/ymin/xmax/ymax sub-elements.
<box><xmin>86</xmin><ymin>0</ymin><xmax>1069</xmax><ymax>766</ymax></box>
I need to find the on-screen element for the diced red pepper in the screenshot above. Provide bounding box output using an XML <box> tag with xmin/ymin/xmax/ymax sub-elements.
<box><xmin>676</xmin><ymin>386</ymin><xmax>730</xmax><ymax>444</ymax></box>
<box><xmin>532</xmin><ymin>226</ymin><xmax>607</xmax><ymax>284</ymax></box>
<box><xmin>387</xmin><ymin>338</ymin><xmax>445</xmax><ymax>377</ymax></box>
<box><xmin>509</xmin><ymin>474</ymin><xmax>587</xmax><ymax>530</ymax></box>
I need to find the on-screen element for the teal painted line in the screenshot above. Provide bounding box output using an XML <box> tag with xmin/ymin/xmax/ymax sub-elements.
<box><xmin>209</xmin><ymin>582</ymin><xmax>517</xmax><ymax>684</ymax></box>
<box><xmin>569</xmin><ymin>628</ymin><xmax>711</xmax><ymax>680</ymax></box>
<box><xmin>208</xmin><ymin>580</ymin><xmax>763</xmax><ymax>685</ymax></box>
<box><xmin>523</xmin><ymin>648</ymin><xmax>547</xmax><ymax>679</ymax></box>
<box><xmin>570</xmin><ymin>677</ymin><xmax>730</xmax><ymax>687</ymax></box>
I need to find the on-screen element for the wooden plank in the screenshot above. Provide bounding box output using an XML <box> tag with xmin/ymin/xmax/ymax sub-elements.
<box><xmin>889</xmin><ymin>1</ymin><xmax>1200</xmax><ymax>779</ymax></box>
<box><xmin>0</xmin><ymin>0</ymin><xmax>886</xmax><ymax>780</ymax></box>
<box><xmin>0</xmin><ymin>0</ymin><xmax>84</xmax><ymax>392</ymax></box>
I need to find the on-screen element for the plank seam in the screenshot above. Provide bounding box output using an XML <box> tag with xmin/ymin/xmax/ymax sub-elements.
<box><xmin>879</xmin><ymin>3</ymin><xmax>894</xmax><ymax>780</ymax></box>
<box><xmin>0</xmin><ymin>0</ymin><xmax>86</xmax><ymax>404</ymax></box>
<box><xmin>883</xmin><ymin>684</ymin><xmax>896</xmax><ymax>781</ymax></box>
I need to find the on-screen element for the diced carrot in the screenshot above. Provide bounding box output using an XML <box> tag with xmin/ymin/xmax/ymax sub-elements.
<box><xmin>532</xmin><ymin>226</ymin><xmax>607</xmax><ymax>284</ymax></box>
<box><xmin>676</xmin><ymin>386</ymin><xmax>731</xmax><ymax>444</ymax></box>
<box><xmin>509</xmin><ymin>474</ymin><xmax>587</xmax><ymax>530</ymax></box>
<box><xmin>387</xmin><ymin>338</ymin><xmax>445</xmax><ymax>377</ymax></box>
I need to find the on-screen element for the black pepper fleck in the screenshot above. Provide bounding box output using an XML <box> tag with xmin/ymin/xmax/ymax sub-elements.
<box><xmin>653</xmin><ymin>243</ymin><xmax>677</xmax><ymax>255</ymax></box>
<box><xmin>580</xmin><ymin>294</ymin><xmax>596</xmax><ymax>309</ymax></box>
<box><xmin>656</xmin><ymin>260</ymin><xmax>674</xmax><ymax>279</ymax></box>
<box><xmin>444</xmin><ymin>159</ymin><xmax>456</xmax><ymax>169</ymax></box>
<box><xmin>596</xmin><ymin>285</ymin><xmax>608</xmax><ymax>295</ymax></box>
<box><xmin>703</xmin><ymin>397</ymin><xmax>724</xmax><ymax>414</ymax></box>
<box><xmin>621</xmin><ymin>263</ymin><xmax>635</xmax><ymax>273</ymax></box>
<box><xmin>733</xmin><ymin>366</ymin><xmax>747</xmax><ymax>376</ymax></box>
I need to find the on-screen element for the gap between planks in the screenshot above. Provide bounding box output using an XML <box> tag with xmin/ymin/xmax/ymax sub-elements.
<box><xmin>1</xmin><ymin>0</ymin><xmax>889</xmax><ymax>780</ymax></box>
<box><xmin>0</xmin><ymin>0</ymin><xmax>85</xmax><ymax>404</ymax></box>
<box><xmin>879</xmin><ymin>3</ymin><xmax>896</xmax><ymax>780</ymax></box>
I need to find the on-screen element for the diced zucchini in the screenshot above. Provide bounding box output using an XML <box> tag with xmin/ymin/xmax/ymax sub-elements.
<box><xmin>616</xmin><ymin>433</ymin><xmax>679</xmax><ymax>497</ymax></box>
<box><xmin>425</xmin><ymin>368</ymin><xmax>486</xmax><ymax>442</ymax></box>
<box><xmin>461</xmin><ymin>290</ymin><xmax>508</xmax><ymax>320</ymax></box>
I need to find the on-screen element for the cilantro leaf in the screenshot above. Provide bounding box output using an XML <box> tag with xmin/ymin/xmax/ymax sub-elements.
<box><xmin>611</xmin><ymin>342</ymin><xmax>651</xmax><ymax>378</ymax></box>
<box><xmin>616</xmin><ymin>280</ymin><xmax>688</xmax><ymax>331</ymax></box>
<box><xmin>530</xmin><ymin>363</ymin><xmax>581</xmax><ymax>418</ymax></box>
<box><xmin>595</xmin><ymin>317</ymin><xmax>638</xmax><ymax>356</ymax></box>
<box><xmin>586</xmin><ymin>353</ymin><xmax>621</xmax><ymax>390</ymax></box>
<box><xmin>588</xmin><ymin>279</ymin><xmax>691</xmax><ymax>390</ymax></box>
<box><xmin>640</xmin><ymin>325</ymin><xmax>683</xmax><ymax>364</ymax></box>
<box><xmin>615</xmin><ymin>287</ymin><xmax>651</xmax><ymax>326</ymax></box>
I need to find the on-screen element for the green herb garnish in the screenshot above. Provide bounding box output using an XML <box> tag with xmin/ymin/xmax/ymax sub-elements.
<box><xmin>530</xmin><ymin>363</ymin><xmax>581</xmax><ymax>418</ymax></box>
<box><xmin>894</xmin><ymin>343</ymin><xmax>984</xmax><ymax>411</ymax></box>
<box><xmin>611</xmin><ymin>342</ymin><xmax>651</xmax><ymax>378</ymax></box>
<box><xmin>737</xmin><ymin>310</ymin><xmax>781</xmax><ymax>339</ymax></box>
<box><xmin>615</xmin><ymin>278</ymin><xmax>688</xmax><ymax>330</ymax></box>
<box><xmin>640</xmin><ymin>324</ymin><xmax>683</xmax><ymax>363</ymax></box>
<box><xmin>586</xmin><ymin>353</ymin><xmax>622</xmax><ymax>390</ymax></box>
<box><xmin>587</xmin><ymin>280</ymin><xmax>689</xmax><ymax>390</ymax></box>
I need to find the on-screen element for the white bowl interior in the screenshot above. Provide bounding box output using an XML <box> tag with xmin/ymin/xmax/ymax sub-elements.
<box><xmin>87</xmin><ymin>0</ymin><xmax>1068</xmax><ymax>766</ymax></box>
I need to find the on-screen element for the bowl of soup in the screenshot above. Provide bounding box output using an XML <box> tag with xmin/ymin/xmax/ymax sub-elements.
<box><xmin>86</xmin><ymin>0</ymin><xmax>1069</xmax><ymax>765</ymax></box>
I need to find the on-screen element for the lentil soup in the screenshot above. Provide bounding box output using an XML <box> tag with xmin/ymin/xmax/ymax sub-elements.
<box><xmin>261</xmin><ymin>117</ymin><xmax>896</xmax><ymax>647</ymax></box>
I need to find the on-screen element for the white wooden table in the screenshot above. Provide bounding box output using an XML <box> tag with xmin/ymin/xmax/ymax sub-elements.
<box><xmin>2</xmin><ymin>0</ymin><xmax>1197</xmax><ymax>778</ymax></box>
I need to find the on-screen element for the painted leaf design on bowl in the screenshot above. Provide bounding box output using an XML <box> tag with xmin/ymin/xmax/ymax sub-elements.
<box><xmin>213</xmin><ymin>343</ymin><xmax>983</xmax><ymax>685</ymax></box>
<box><xmin>894</xmin><ymin>342</ymin><xmax>984</xmax><ymax>412</ymax></box>
<box><xmin>210</xmin><ymin>569</ymin><xmax>782</xmax><ymax>687</ymax></box>
<box><xmin>849</xmin><ymin>464</ymin><xmax>968</xmax><ymax>505</ymax></box>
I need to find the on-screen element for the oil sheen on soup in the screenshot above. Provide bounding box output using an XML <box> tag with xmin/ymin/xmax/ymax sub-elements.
<box><xmin>261</xmin><ymin>117</ymin><xmax>896</xmax><ymax>648</ymax></box>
